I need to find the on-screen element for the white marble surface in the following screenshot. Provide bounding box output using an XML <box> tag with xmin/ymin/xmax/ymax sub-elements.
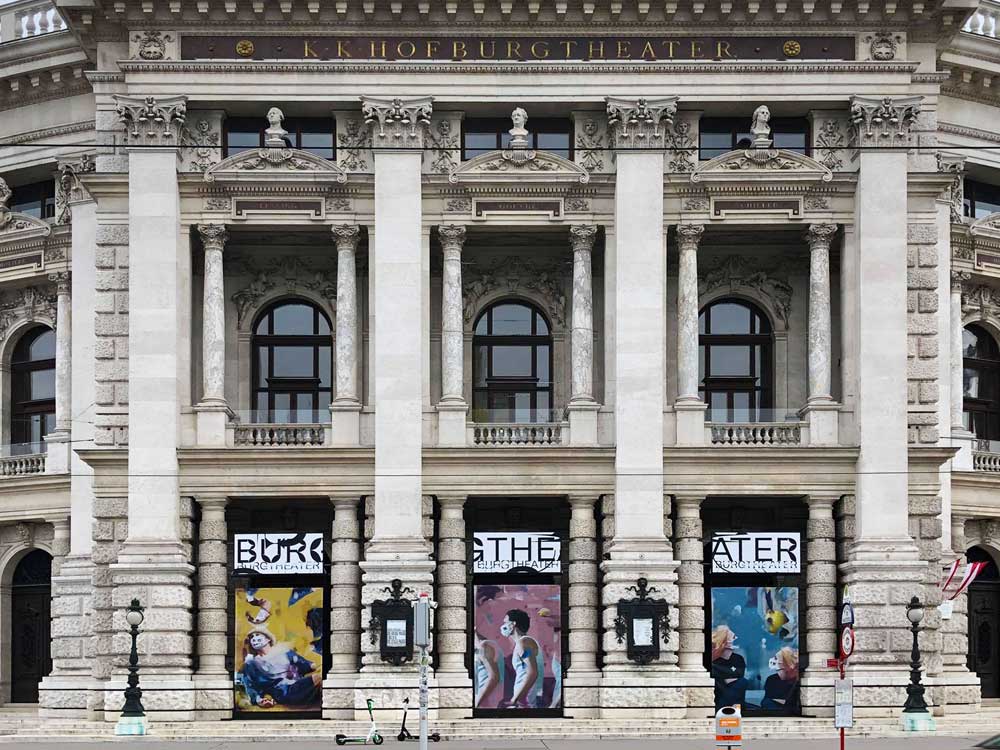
<box><xmin>197</xmin><ymin>224</ymin><xmax>227</xmax><ymax>405</ymax></box>
<box><xmin>334</xmin><ymin>224</ymin><xmax>361</xmax><ymax>404</ymax></box>
<box><xmin>806</xmin><ymin>223</ymin><xmax>837</xmax><ymax>402</ymax></box>
<box><xmin>570</xmin><ymin>225</ymin><xmax>597</xmax><ymax>403</ymax></box>
<box><xmin>438</xmin><ymin>224</ymin><xmax>466</xmax><ymax>404</ymax></box>
<box><xmin>675</xmin><ymin>224</ymin><xmax>704</xmax><ymax>403</ymax></box>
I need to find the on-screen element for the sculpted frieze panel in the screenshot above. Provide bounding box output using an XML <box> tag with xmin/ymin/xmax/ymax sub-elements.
<box><xmin>698</xmin><ymin>255</ymin><xmax>793</xmax><ymax>326</ymax></box>
<box><xmin>0</xmin><ymin>178</ymin><xmax>51</xmax><ymax>243</ymax></box>
<box><xmin>463</xmin><ymin>256</ymin><xmax>567</xmax><ymax>329</ymax></box>
<box><xmin>424</xmin><ymin>115</ymin><xmax>461</xmax><ymax>175</ymax></box>
<box><xmin>0</xmin><ymin>283</ymin><xmax>57</xmax><ymax>341</ymax></box>
<box><xmin>180</xmin><ymin>111</ymin><xmax>223</xmax><ymax>174</ymax></box>
<box><xmin>335</xmin><ymin>116</ymin><xmax>373</xmax><ymax>173</ymax></box>
<box><xmin>230</xmin><ymin>254</ymin><xmax>337</xmax><ymax>327</ymax></box>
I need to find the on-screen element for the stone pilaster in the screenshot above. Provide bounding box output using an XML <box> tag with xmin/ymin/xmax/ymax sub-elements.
<box><xmin>194</xmin><ymin>497</ymin><xmax>229</xmax><ymax>719</ymax></box>
<box><xmin>436</xmin><ymin>495</ymin><xmax>472</xmax><ymax>717</ymax></box>
<box><xmin>674</xmin><ymin>496</ymin><xmax>705</xmax><ymax>673</ymax></box>
<box><xmin>324</xmin><ymin>495</ymin><xmax>362</xmax><ymax>719</ymax></box>
<box><xmin>568</xmin><ymin>226</ymin><xmax>600</xmax><ymax>446</ymax></box>
<box><xmin>330</xmin><ymin>224</ymin><xmax>363</xmax><ymax>446</ymax></box>
<box><xmin>44</xmin><ymin>271</ymin><xmax>72</xmax><ymax>473</ymax></box>
<box><xmin>565</xmin><ymin>495</ymin><xmax>601</xmax><ymax>717</ymax></box>
<box><xmin>801</xmin><ymin>224</ymin><xmax>840</xmax><ymax>445</ymax></box>
<box><xmin>437</xmin><ymin>225</ymin><xmax>468</xmax><ymax>447</ymax></box>
<box><xmin>195</xmin><ymin>224</ymin><xmax>231</xmax><ymax>447</ymax></box>
<box><xmin>676</xmin><ymin>224</ymin><xmax>707</xmax><ymax>445</ymax></box>
<box><xmin>805</xmin><ymin>496</ymin><xmax>839</xmax><ymax>666</ymax></box>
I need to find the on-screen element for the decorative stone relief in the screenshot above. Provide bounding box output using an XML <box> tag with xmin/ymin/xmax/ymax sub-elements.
<box><xmin>970</xmin><ymin>212</ymin><xmax>1000</xmax><ymax>240</ymax></box>
<box><xmin>445</xmin><ymin>197</ymin><xmax>472</xmax><ymax>213</ymax></box>
<box><xmin>605</xmin><ymin>96</ymin><xmax>678</xmax><ymax>150</ymax></box>
<box><xmin>179</xmin><ymin>111</ymin><xmax>223</xmax><ymax>173</ymax></box>
<box><xmin>865</xmin><ymin>31</ymin><xmax>901</xmax><ymax>61</ymax></box>
<box><xmin>938</xmin><ymin>154</ymin><xmax>966</xmax><ymax>224</ymax></box>
<box><xmin>131</xmin><ymin>30</ymin><xmax>176</xmax><ymax>60</ymax></box>
<box><xmin>205</xmin><ymin>196</ymin><xmax>231</xmax><ymax>211</ymax></box>
<box><xmin>54</xmin><ymin>154</ymin><xmax>95</xmax><ymax>224</ymax></box>
<box><xmin>361</xmin><ymin>96</ymin><xmax>433</xmax><ymax>148</ymax></box>
<box><xmin>326</xmin><ymin>196</ymin><xmax>352</xmax><ymax>212</ymax></box>
<box><xmin>667</xmin><ymin>118</ymin><xmax>697</xmax><ymax>173</ymax></box>
<box><xmin>463</xmin><ymin>256</ymin><xmax>567</xmax><ymax>329</ymax></box>
<box><xmin>683</xmin><ymin>198</ymin><xmax>709</xmax><ymax>211</ymax></box>
<box><xmin>0</xmin><ymin>283</ymin><xmax>57</xmax><ymax>340</ymax></box>
<box><xmin>424</xmin><ymin>116</ymin><xmax>461</xmax><ymax>174</ymax></box>
<box><xmin>231</xmin><ymin>256</ymin><xmax>338</xmax><ymax>327</ymax></box>
<box><xmin>336</xmin><ymin>117</ymin><xmax>373</xmax><ymax>172</ymax></box>
<box><xmin>0</xmin><ymin>177</ymin><xmax>51</xmax><ymax>239</ymax></box>
<box><xmin>849</xmin><ymin>95</ymin><xmax>922</xmax><ymax>148</ymax></box>
<box><xmin>698</xmin><ymin>255</ymin><xmax>793</xmax><ymax>326</ymax></box>
<box><xmin>814</xmin><ymin>119</ymin><xmax>847</xmax><ymax>171</ymax></box>
<box><xmin>691</xmin><ymin>147</ymin><xmax>831</xmax><ymax>183</ymax></box>
<box><xmin>565</xmin><ymin>196</ymin><xmax>590</xmax><ymax>212</ymax></box>
<box><xmin>805</xmin><ymin>195</ymin><xmax>831</xmax><ymax>210</ymax></box>
<box><xmin>575</xmin><ymin>117</ymin><xmax>606</xmax><ymax>172</ymax></box>
<box><xmin>114</xmin><ymin>94</ymin><xmax>188</xmax><ymax>147</ymax></box>
<box><xmin>231</xmin><ymin>270</ymin><xmax>276</xmax><ymax>327</ymax></box>
<box><xmin>962</xmin><ymin>281</ymin><xmax>1000</xmax><ymax>317</ymax></box>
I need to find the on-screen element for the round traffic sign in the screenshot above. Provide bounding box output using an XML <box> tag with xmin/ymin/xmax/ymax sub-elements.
<box><xmin>840</xmin><ymin>626</ymin><xmax>855</xmax><ymax>660</ymax></box>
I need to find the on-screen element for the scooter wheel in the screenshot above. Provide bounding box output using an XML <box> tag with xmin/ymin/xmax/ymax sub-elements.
<box><xmin>335</xmin><ymin>736</ymin><xmax>347</xmax><ymax>746</ymax></box>
<box><xmin>373</xmin><ymin>733</ymin><xmax>384</xmax><ymax>745</ymax></box>
<box><xmin>430</xmin><ymin>733</ymin><xmax>441</xmax><ymax>742</ymax></box>
<box><xmin>397</xmin><ymin>733</ymin><xmax>407</xmax><ymax>742</ymax></box>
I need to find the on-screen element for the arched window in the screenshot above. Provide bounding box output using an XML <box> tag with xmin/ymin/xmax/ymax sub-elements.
<box><xmin>699</xmin><ymin>299</ymin><xmax>773</xmax><ymax>422</ymax></box>
<box><xmin>472</xmin><ymin>301</ymin><xmax>553</xmax><ymax>423</ymax></box>
<box><xmin>963</xmin><ymin>323</ymin><xmax>1000</xmax><ymax>442</ymax></box>
<box><xmin>10</xmin><ymin>327</ymin><xmax>55</xmax><ymax>454</ymax></box>
<box><xmin>252</xmin><ymin>300</ymin><xmax>332</xmax><ymax>424</ymax></box>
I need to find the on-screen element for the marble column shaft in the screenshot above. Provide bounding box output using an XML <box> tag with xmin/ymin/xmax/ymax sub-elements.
<box><xmin>436</xmin><ymin>495</ymin><xmax>467</xmax><ymax>673</ymax></box>
<box><xmin>197</xmin><ymin>224</ymin><xmax>228</xmax><ymax>405</ymax></box>
<box><xmin>196</xmin><ymin>497</ymin><xmax>228</xmax><ymax>675</ymax></box>
<box><xmin>50</xmin><ymin>272</ymin><xmax>72</xmax><ymax>433</ymax></box>
<box><xmin>330</xmin><ymin>496</ymin><xmax>361</xmax><ymax>673</ymax></box>
<box><xmin>334</xmin><ymin>225</ymin><xmax>361</xmax><ymax>404</ymax></box>
<box><xmin>805</xmin><ymin>496</ymin><xmax>838</xmax><ymax>665</ymax></box>
<box><xmin>570</xmin><ymin>225</ymin><xmax>598</xmax><ymax>403</ymax></box>
<box><xmin>806</xmin><ymin>224</ymin><xmax>837</xmax><ymax>403</ymax></box>
<box><xmin>676</xmin><ymin>225</ymin><xmax>704</xmax><ymax>403</ymax></box>
<box><xmin>674</xmin><ymin>496</ymin><xmax>705</xmax><ymax>670</ymax></box>
<box><xmin>438</xmin><ymin>225</ymin><xmax>467</xmax><ymax>405</ymax></box>
<box><xmin>951</xmin><ymin>272</ymin><xmax>969</xmax><ymax>433</ymax></box>
<box><xmin>568</xmin><ymin>495</ymin><xmax>600</xmax><ymax>674</ymax></box>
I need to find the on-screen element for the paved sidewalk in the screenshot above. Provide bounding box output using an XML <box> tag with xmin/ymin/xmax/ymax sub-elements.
<box><xmin>0</xmin><ymin>737</ymin><xmax>991</xmax><ymax>748</ymax></box>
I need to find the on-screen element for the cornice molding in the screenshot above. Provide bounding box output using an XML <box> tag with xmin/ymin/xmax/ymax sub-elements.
<box><xmin>939</xmin><ymin>121</ymin><xmax>1000</xmax><ymax>144</ymax></box>
<box><xmin>0</xmin><ymin>120</ymin><xmax>95</xmax><ymax>146</ymax></box>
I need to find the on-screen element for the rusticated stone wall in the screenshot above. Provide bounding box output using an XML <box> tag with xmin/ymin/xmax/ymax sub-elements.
<box><xmin>93</xmin><ymin>224</ymin><xmax>130</xmax><ymax>447</ymax></box>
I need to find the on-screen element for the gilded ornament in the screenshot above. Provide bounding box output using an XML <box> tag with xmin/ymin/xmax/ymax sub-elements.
<box><xmin>782</xmin><ymin>40</ymin><xmax>801</xmax><ymax>57</ymax></box>
<box><xmin>236</xmin><ymin>39</ymin><xmax>255</xmax><ymax>57</ymax></box>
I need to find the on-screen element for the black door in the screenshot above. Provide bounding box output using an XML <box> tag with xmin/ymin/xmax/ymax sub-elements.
<box><xmin>10</xmin><ymin>550</ymin><xmax>52</xmax><ymax>703</ymax></box>
<box><xmin>970</xmin><ymin>581</ymin><xmax>1000</xmax><ymax>699</ymax></box>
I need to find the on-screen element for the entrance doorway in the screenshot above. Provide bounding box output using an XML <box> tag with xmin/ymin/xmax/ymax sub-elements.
<box><xmin>10</xmin><ymin>549</ymin><xmax>52</xmax><ymax>703</ymax></box>
<box><xmin>968</xmin><ymin>546</ymin><xmax>1000</xmax><ymax>699</ymax></box>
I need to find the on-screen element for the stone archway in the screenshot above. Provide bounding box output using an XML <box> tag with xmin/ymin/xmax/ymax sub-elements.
<box><xmin>967</xmin><ymin>545</ymin><xmax>1000</xmax><ymax>699</ymax></box>
<box><xmin>8</xmin><ymin>549</ymin><xmax>52</xmax><ymax>703</ymax></box>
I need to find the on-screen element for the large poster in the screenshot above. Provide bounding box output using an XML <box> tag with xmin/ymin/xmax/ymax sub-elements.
<box><xmin>473</xmin><ymin>584</ymin><xmax>561</xmax><ymax>711</ymax></box>
<box><xmin>234</xmin><ymin>587</ymin><xmax>324</xmax><ymax>714</ymax></box>
<box><xmin>710</xmin><ymin>586</ymin><xmax>800</xmax><ymax>715</ymax></box>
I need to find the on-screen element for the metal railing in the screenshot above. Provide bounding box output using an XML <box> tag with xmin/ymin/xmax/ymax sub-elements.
<box><xmin>472</xmin><ymin>422</ymin><xmax>564</xmax><ymax>446</ymax></box>
<box><xmin>0</xmin><ymin>1</ymin><xmax>66</xmax><ymax>44</ymax></box>
<box><xmin>0</xmin><ymin>452</ymin><xmax>45</xmax><ymax>476</ymax></box>
<box><xmin>233</xmin><ymin>423</ymin><xmax>326</xmax><ymax>447</ymax></box>
<box><xmin>709</xmin><ymin>422</ymin><xmax>803</xmax><ymax>446</ymax></box>
<box><xmin>964</xmin><ymin>1</ymin><xmax>1000</xmax><ymax>38</ymax></box>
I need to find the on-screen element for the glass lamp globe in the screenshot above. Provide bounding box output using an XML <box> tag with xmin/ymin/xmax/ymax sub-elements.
<box><xmin>125</xmin><ymin>608</ymin><xmax>144</xmax><ymax>627</ymax></box>
<box><xmin>906</xmin><ymin>597</ymin><xmax>924</xmax><ymax>625</ymax></box>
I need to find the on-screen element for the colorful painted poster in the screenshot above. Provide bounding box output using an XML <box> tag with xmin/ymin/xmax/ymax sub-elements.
<box><xmin>473</xmin><ymin>584</ymin><xmax>562</xmax><ymax>711</ymax></box>
<box><xmin>710</xmin><ymin>586</ymin><xmax>800</xmax><ymax>715</ymax></box>
<box><xmin>234</xmin><ymin>587</ymin><xmax>324</xmax><ymax>713</ymax></box>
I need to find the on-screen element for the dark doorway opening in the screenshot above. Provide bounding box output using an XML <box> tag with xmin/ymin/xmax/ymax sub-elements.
<box><xmin>968</xmin><ymin>546</ymin><xmax>1000</xmax><ymax>699</ymax></box>
<box><xmin>10</xmin><ymin>549</ymin><xmax>52</xmax><ymax>703</ymax></box>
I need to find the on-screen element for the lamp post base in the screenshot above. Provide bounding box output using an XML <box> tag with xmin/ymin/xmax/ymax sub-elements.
<box><xmin>900</xmin><ymin>711</ymin><xmax>936</xmax><ymax>732</ymax></box>
<box><xmin>114</xmin><ymin>715</ymin><xmax>149</xmax><ymax>736</ymax></box>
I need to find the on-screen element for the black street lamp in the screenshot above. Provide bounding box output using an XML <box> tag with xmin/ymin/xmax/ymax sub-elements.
<box><xmin>114</xmin><ymin>598</ymin><xmax>147</xmax><ymax>736</ymax></box>
<box><xmin>903</xmin><ymin>596</ymin><xmax>928</xmax><ymax>714</ymax></box>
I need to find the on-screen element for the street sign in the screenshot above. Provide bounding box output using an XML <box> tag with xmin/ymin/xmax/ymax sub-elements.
<box><xmin>827</xmin><ymin>658</ymin><xmax>840</xmax><ymax>669</ymax></box>
<box><xmin>715</xmin><ymin>705</ymin><xmax>742</xmax><ymax>748</ymax></box>
<box><xmin>840</xmin><ymin>602</ymin><xmax>855</xmax><ymax>626</ymax></box>
<box><xmin>834</xmin><ymin>678</ymin><xmax>854</xmax><ymax>729</ymax></box>
<box><xmin>840</xmin><ymin>626</ymin><xmax>855</xmax><ymax>660</ymax></box>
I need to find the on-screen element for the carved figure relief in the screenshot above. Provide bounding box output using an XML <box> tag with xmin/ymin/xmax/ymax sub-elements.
<box><xmin>814</xmin><ymin>120</ymin><xmax>846</xmax><ymax>171</ymax></box>
<box><xmin>133</xmin><ymin>30</ymin><xmax>173</xmax><ymax>60</ymax></box>
<box><xmin>750</xmin><ymin>104</ymin><xmax>772</xmax><ymax>147</ymax></box>
<box><xmin>264</xmin><ymin>107</ymin><xmax>289</xmax><ymax>147</ymax></box>
<box><xmin>699</xmin><ymin>255</ymin><xmax>793</xmax><ymax>326</ymax></box>
<box><xmin>0</xmin><ymin>283</ymin><xmax>58</xmax><ymax>341</ymax></box>
<box><xmin>231</xmin><ymin>256</ymin><xmax>338</xmax><ymax>327</ymax></box>
<box><xmin>337</xmin><ymin>119</ymin><xmax>373</xmax><ymax>172</ymax></box>
<box><xmin>180</xmin><ymin>117</ymin><xmax>221</xmax><ymax>173</ymax></box>
<box><xmin>463</xmin><ymin>256</ymin><xmax>567</xmax><ymax>329</ymax></box>
<box><xmin>868</xmin><ymin>31</ymin><xmax>899</xmax><ymax>61</ymax></box>
<box><xmin>668</xmin><ymin>120</ymin><xmax>697</xmax><ymax>173</ymax></box>
<box><xmin>576</xmin><ymin>119</ymin><xmax>605</xmax><ymax>172</ymax></box>
<box><xmin>54</xmin><ymin>155</ymin><xmax>95</xmax><ymax>225</ymax></box>
<box><xmin>426</xmin><ymin>119</ymin><xmax>460</xmax><ymax>174</ymax></box>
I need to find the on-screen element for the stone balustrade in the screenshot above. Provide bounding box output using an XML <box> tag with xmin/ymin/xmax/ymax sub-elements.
<box><xmin>232</xmin><ymin>423</ymin><xmax>326</xmax><ymax>447</ymax></box>
<box><xmin>708</xmin><ymin>422</ymin><xmax>803</xmax><ymax>446</ymax></box>
<box><xmin>974</xmin><ymin>448</ymin><xmax>1000</xmax><ymax>472</ymax></box>
<box><xmin>472</xmin><ymin>422</ymin><xmax>565</xmax><ymax>446</ymax></box>
<box><xmin>0</xmin><ymin>1</ymin><xmax>65</xmax><ymax>43</ymax></box>
<box><xmin>964</xmin><ymin>1</ymin><xmax>1000</xmax><ymax>38</ymax></box>
<box><xmin>0</xmin><ymin>452</ymin><xmax>46</xmax><ymax>476</ymax></box>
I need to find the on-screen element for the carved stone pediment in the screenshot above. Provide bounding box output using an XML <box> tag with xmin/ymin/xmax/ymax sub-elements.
<box><xmin>691</xmin><ymin>148</ymin><xmax>832</xmax><ymax>184</ymax></box>
<box><xmin>449</xmin><ymin>148</ymin><xmax>589</xmax><ymax>186</ymax></box>
<box><xmin>204</xmin><ymin>147</ymin><xmax>348</xmax><ymax>185</ymax></box>
<box><xmin>970</xmin><ymin>212</ymin><xmax>1000</xmax><ymax>241</ymax></box>
<box><xmin>0</xmin><ymin>209</ymin><xmax>51</xmax><ymax>243</ymax></box>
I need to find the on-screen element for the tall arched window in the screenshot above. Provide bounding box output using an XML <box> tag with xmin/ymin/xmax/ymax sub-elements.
<box><xmin>472</xmin><ymin>301</ymin><xmax>553</xmax><ymax>423</ymax></box>
<box><xmin>699</xmin><ymin>299</ymin><xmax>773</xmax><ymax>422</ymax></box>
<box><xmin>252</xmin><ymin>300</ymin><xmax>332</xmax><ymax>423</ymax></box>
<box><xmin>10</xmin><ymin>327</ymin><xmax>55</xmax><ymax>454</ymax></box>
<box><xmin>963</xmin><ymin>323</ymin><xmax>1000</xmax><ymax>442</ymax></box>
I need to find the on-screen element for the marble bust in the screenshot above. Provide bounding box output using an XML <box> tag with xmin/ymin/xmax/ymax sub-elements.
<box><xmin>264</xmin><ymin>106</ymin><xmax>289</xmax><ymax>147</ymax></box>
<box><xmin>751</xmin><ymin>104</ymin><xmax>772</xmax><ymax>148</ymax></box>
<box><xmin>509</xmin><ymin>107</ymin><xmax>529</xmax><ymax>148</ymax></box>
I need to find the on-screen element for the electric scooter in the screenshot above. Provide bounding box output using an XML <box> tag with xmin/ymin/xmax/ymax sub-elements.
<box><xmin>397</xmin><ymin>697</ymin><xmax>440</xmax><ymax>742</ymax></box>
<box><xmin>336</xmin><ymin>698</ymin><xmax>384</xmax><ymax>745</ymax></box>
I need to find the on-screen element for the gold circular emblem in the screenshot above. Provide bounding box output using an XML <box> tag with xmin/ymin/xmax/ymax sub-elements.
<box><xmin>783</xmin><ymin>40</ymin><xmax>802</xmax><ymax>57</ymax></box>
<box><xmin>236</xmin><ymin>39</ymin><xmax>255</xmax><ymax>57</ymax></box>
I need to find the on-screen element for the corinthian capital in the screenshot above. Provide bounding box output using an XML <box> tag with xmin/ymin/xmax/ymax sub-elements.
<box><xmin>849</xmin><ymin>95</ymin><xmax>922</xmax><ymax>149</ymax></box>
<box><xmin>806</xmin><ymin>223</ymin><xmax>838</xmax><ymax>249</ymax></box>
<box><xmin>952</xmin><ymin>269</ymin><xmax>971</xmax><ymax>292</ymax></box>
<box><xmin>569</xmin><ymin>225</ymin><xmax>598</xmax><ymax>253</ymax></box>
<box><xmin>361</xmin><ymin>96</ymin><xmax>433</xmax><ymax>149</ymax></box>
<box><xmin>114</xmin><ymin>95</ymin><xmax>188</xmax><ymax>147</ymax></box>
<box><xmin>332</xmin><ymin>224</ymin><xmax>361</xmax><ymax>251</ymax></box>
<box><xmin>676</xmin><ymin>223</ymin><xmax>705</xmax><ymax>252</ymax></box>
<box><xmin>605</xmin><ymin>96</ymin><xmax>678</xmax><ymax>150</ymax></box>
<box><xmin>438</xmin><ymin>224</ymin><xmax>467</xmax><ymax>254</ymax></box>
<box><xmin>48</xmin><ymin>271</ymin><xmax>71</xmax><ymax>296</ymax></box>
<box><xmin>197</xmin><ymin>224</ymin><xmax>228</xmax><ymax>253</ymax></box>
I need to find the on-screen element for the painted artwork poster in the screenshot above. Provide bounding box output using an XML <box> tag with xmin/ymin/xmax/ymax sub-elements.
<box><xmin>473</xmin><ymin>584</ymin><xmax>562</xmax><ymax>711</ymax></box>
<box><xmin>710</xmin><ymin>586</ymin><xmax>800</xmax><ymax>715</ymax></box>
<box><xmin>234</xmin><ymin>586</ymin><xmax>324</xmax><ymax>713</ymax></box>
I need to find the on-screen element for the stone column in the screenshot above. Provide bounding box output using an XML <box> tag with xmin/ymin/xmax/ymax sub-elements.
<box><xmin>330</xmin><ymin>225</ymin><xmax>363</xmax><ymax>446</ymax></box>
<box><xmin>324</xmin><ymin>495</ymin><xmax>362</xmax><ymax>719</ymax></box>
<box><xmin>109</xmin><ymin>93</ymin><xmax>195</xmax><ymax>721</ymax></box>
<box><xmin>357</xmin><ymin>95</ymin><xmax>435</xmax><ymax>714</ymax></box>
<box><xmin>676</xmin><ymin>224</ymin><xmax>707</xmax><ymax>445</ymax></box>
<box><xmin>436</xmin><ymin>495</ymin><xmax>472</xmax><ymax>717</ymax></box>
<box><xmin>674</xmin><ymin>496</ymin><xmax>706</xmax><ymax>672</ymax></box>
<box><xmin>45</xmin><ymin>271</ymin><xmax>72</xmax><ymax>473</ymax></box>
<box><xmin>951</xmin><ymin>270</ymin><xmax>974</xmax><ymax>470</ymax></box>
<box><xmin>195</xmin><ymin>224</ymin><xmax>230</xmax><ymax>447</ymax></box>
<box><xmin>194</xmin><ymin>496</ymin><xmax>230</xmax><ymax>719</ymax></box>
<box><xmin>437</xmin><ymin>225</ymin><xmax>468</xmax><ymax>447</ymax></box>
<box><xmin>567</xmin><ymin>225</ymin><xmax>600</xmax><ymax>445</ymax></box>
<box><xmin>601</xmin><ymin>96</ymin><xmax>684</xmax><ymax>719</ymax></box>
<box><xmin>801</xmin><ymin>223</ymin><xmax>840</xmax><ymax>445</ymax></box>
<box><xmin>805</xmin><ymin>495</ymin><xmax>838</xmax><ymax>665</ymax></box>
<box><xmin>565</xmin><ymin>495</ymin><xmax>601</xmax><ymax>717</ymax></box>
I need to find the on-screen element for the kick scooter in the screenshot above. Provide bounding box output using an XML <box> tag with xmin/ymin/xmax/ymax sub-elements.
<box><xmin>336</xmin><ymin>698</ymin><xmax>384</xmax><ymax>745</ymax></box>
<box><xmin>397</xmin><ymin>697</ymin><xmax>440</xmax><ymax>742</ymax></box>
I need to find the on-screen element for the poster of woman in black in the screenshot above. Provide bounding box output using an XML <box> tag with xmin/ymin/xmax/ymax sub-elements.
<box><xmin>711</xmin><ymin>624</ymin><xmax>748</xmax><ymax>709</ymax></box>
